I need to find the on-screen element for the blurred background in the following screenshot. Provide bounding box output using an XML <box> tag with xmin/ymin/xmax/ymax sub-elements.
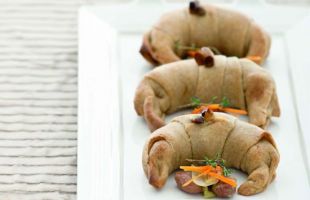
<box><xmin>0</xmin><ymin>0</ymin><xmax>309</xmax><ymax>200</ymax></box>
<box><xmin>89</xmin><ymin>0</ymin><xmax>310</xmax><ymax>5</ymax></box>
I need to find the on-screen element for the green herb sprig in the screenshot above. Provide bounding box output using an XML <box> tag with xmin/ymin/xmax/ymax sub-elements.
<box><xmin>187</xmin><ymin>154</ymin><xmax>233</xmax><ymax>177</ymax></box>
<box><xmin>209</xmin><ymin>96</ymin><xmax>218</xmax><ymax>104</ymax></box>
<box><xmin>219</xmin><ymin>96</ymin><xmax>230</xmax><ymax>108</ymax></box>
<box><xmin>204</xmin><ymin>154</ymin><xmax>233</xmax><ymax>177</ymax></box>
<box><xmin>191</xmin><ymin>96</ymin><xmax>201</xmax><ymax>107</ymax></box>
<box><xmin>190</xmin><ymin>96</ymin><xmax>230</xmax><ymax>108</ymax></box>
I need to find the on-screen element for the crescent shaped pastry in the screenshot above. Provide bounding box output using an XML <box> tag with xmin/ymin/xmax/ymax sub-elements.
<box><xmin>142</xmin><ymin>112</ymin><xmax>280</xmax><ymax>196</ymax></box>
<box><xmin>140</xmin><ymin>2</ymin><xmax>271</xmax><ymax>65</ymax></box>
<box><xmin>134</xmin><ymin>54</ymin><xmax>280</xmax><ymax>131</ymax></box>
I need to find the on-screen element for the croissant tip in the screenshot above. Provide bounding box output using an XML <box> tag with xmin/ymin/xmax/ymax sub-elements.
<box><xmin>139</xmin><ymin>39</ymin><xmax>159</xmax><ymax>66</ymax></box>
<box><xmin>147</xmin><ymin>166</ymin><xmax>165</xmax><ymax>189</ymax></box>
<box><xmin>237</xmin><ymin>185</ymin><xmax>260</xmax><ymax>196</ymax></box>
<box><xmin>149</xmin><ymin>177</ymin><xmax>165</xmax><ymax>189</ymax></box>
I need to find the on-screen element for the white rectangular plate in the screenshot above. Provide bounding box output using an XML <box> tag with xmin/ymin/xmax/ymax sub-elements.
<box><xmin>78</xmin><ymin>1</ymin><xmax>310</xmax><ymax>200</ymax></box>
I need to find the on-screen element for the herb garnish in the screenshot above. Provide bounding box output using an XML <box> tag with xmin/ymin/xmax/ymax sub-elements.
<box><xmin>186</xmin><ymin>154</ymin><xmax>233</xmax><ymax>177</ymax></box>
<box><xmin>191</xmin><ymin>96</ymin><xmax>201</xmax><ymax>107</ymax></box>
<box><xmin>219</xmin><ymin>96</ymin><xmax>230</xmax><ymax>108</ymax></box>
<box><xmin>190</xmin><ymin>96</ymin><xmax>247</xmax><ymax>116</ymax></box>
<box><xmin>191</xmin><ymin>96</ymin><xmax>230</xmax><ymax>108</ymax></box>
<box><xmin>209</xmin><ymin>96</ymin><xmax>218</xmax><ymax>104</ymax></box>
<box><xmin>204</xmin><ymin>154</ymin><xmax>232</xmax><ymax>177</ymax></box>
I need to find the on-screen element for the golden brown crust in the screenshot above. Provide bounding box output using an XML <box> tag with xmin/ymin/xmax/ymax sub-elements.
<box><xmin>134</xmin><ymin>56</ymin><xmax>280</xmax><ymax>131</ymax></box>
<box><xmin>246</xmin><ymin>22</ymin><xmax>272</xmax><ymax>65</ymax></box>
<box><xmin>142</xmin><ymin>113</ymin><xmax>280</xmax><ymax>195</ymax></box>
<box><xmin>143</xmin><ymin>96</ymin><xmax>166</xmax><ymax>132</ymax></box>
<box><xmin>139</xmin><ymin>32</ymin><xmax>159</xmax><ymax>66</ymax></box>
<box><xmin>140</xmin><ymin>4</ymin><xmax>271</xmax><ymax>66</ymax></box>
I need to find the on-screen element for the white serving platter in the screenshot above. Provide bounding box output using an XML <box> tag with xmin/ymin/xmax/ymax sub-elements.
<box><xmin>78</xmin><ymin>1</ymin><xmax>310</xmax><ymax>199</ymax></box>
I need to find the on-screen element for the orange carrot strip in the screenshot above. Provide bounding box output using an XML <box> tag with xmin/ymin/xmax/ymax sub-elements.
<box><xmin>246</xmin><ymin>56</ymin><xmax>262</xmax><ymax>63</ymax></box>
<box><xmin>182</xmin><ymin>169</ymin><xmax>211</xmax><ymax>187</ymax></box>
<box><xmin>180</xmin><ymin>166</ymin><xmax>212</xmax><ymax>173</ymax></box>
<box><xmin>215</xmin><ymin>165</ymin><xmax>222</xmax><ymax>173</ymax></box>
<box><xmin>222</xmin><ymin>107</ymin><xmax>247</xmax><ymax>115</ymax></box>
<box><xmin>191</xmin><ymin>104</ymin><xmax>247</xmax><ymax>115</ymax></box>
<box><xmin>191</xmin><ymin>108</ymin><xmax>202</xmax><ymax>114</ymax></box>
<box><xmin>206</xmin><ymin>104</ymin><xmax>220</xmax><ymax>110</ymax></box>
<box><xmin>207</xmin><ymin>172</ymin><xmax>237</xmax><ymax>187</ymax></box>
<box><xmin>187</xmin><ymin>50</ymin><xmax>197</xmax><ymax>58</ymax></box>
<box><xmin>191</xmin><ymin>106</ymin><xmax>209</xmax><ymax>114</ymax></box>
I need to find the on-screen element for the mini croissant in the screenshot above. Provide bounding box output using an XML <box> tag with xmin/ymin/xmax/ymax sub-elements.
<box><xmin>140</xmin><ymin>2</ymin><xmax>271</xmax><ymax>65</ymax></box>
<box><xmin>134</xmin><ymin>53</ymin><xmax>280</xmax><ymax>132</ymax></box>
<box><xmin>142</xmin><ymin>112</ymin><xmax>280</xmax><ymax>196</ymax></box>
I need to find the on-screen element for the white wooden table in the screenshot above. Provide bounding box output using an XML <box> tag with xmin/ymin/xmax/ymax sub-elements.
<box><xmin>78</xmin><ymin>1</ymin><xmax>310</xmax><ymax>199</ymax></box>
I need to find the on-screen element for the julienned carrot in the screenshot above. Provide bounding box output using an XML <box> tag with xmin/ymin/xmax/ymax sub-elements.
<box><xmin>180</xmin><ymin>165</ymin><xmax>237</xmax><ymax>188</ymax></box>
<box><xmin>191</xmin><ymin>104</ymin><xmax>247</xmax><ymax>115</ymax></box>
<box><xmin>246</xmin><ymin>56</ymin><xmax>262</xmax><ymax>63</ymax></box>
<box><xmin>222</xmin><ymin>107</ymin><xmax>247</xmax><ymax>115</ymax></box>
<box><xmin>191</xmin><ymin>105</ymin><xmax>218</xmax><ymax>114</ymax></box>
<box><xmin>207</xmin><ymin>172</ymin><xmax>237</xmax><ymax>187</ymax></box>
<box><xmin>215</xmin><ymin>165</ymin><xmax>222</xmax><ymax>173</ymax></box>
<box><xmin>205</xmin><ymin>104</ymin><xmax>220</xmax><ymax>110</ymax></box>
<box><xmin>192</xmin><ymin>107</ymin><xmax>203</xmax><ymax>114</ymax></box>
<box><xmin>182</xmin><ymin>169</ymin><xmax>211</xmax><ymax>187</ymax></box>
<box><xmin>180</xmin><ymin>166</ymin><xmax>212</xmax><ymax>173</ymax></box>
<box><xmin>187</xmin><ymin>50</ymin><xmax>197</xmax><ymax>57</ymax></box>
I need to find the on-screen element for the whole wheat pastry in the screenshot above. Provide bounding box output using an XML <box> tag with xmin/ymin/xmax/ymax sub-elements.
<box><xmin>142</xmin><ymin>112</ymin><xmax>280</xmax><ymax>196</ymax></box>
<box><xmin>140</xmin><ymin>1</ymin><xmax>271</xmax><ymax>65</ymax></box>
<box><xmin>134</xmin><ymin>52</ymin><xmax>280</xmax><ymax>132</ymax></box>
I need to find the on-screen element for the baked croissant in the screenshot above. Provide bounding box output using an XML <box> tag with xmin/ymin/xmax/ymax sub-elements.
<box><xmin>140</xmin><ymin>2</ymin><xmax>271</xmax><ymax>65</ymax></box>
<box><xmin>134</xmin><ymin>54</ymin><xmax>280</xmax><ymax>132</ymax></box>
<box><xmin>142</xmin><ymin>112</ymin><xmax>280</xmax><ymax>196</ymax></box>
